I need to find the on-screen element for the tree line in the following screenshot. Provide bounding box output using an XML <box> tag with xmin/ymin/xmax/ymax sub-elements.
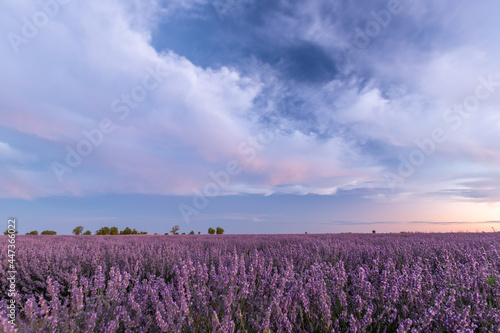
<box><xmin>3</xmin><ymin>230</ymin><xmax>56</xmax><ymax>235</ymax></box>
<box><xmin>168</xmin><ymin>225</ymin><xmax>224</xmax><ymax>235</ymax></box>
<box><xmin>68</xmin><ymin>226</ymin><xmax>148</xmax><ymax>235</ymax></box>
<box><xmin>5</xmin><ymin>225</ymin><xmax>226</xmax><ymax>235</ymax></box>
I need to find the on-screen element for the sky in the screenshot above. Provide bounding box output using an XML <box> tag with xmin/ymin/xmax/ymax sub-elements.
<box><xmin>1</xmin><ymin>0</ymin><xmax>499</xmax><ymax>234</ymax></box>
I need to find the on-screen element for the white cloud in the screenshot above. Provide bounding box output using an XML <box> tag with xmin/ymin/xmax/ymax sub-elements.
<box><xmin>0</xmin><ymin>0</ymin><xmax>499</xmax><ymax>205</ymax></box>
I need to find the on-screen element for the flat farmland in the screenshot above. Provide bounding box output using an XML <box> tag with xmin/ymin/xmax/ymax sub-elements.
<box><xmin>1</xmin><ymin>233</ymin><xmax>499</xmax><ymax>332</ymax></box>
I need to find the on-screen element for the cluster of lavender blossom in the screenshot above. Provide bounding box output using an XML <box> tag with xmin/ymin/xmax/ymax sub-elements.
<box><xmin>1</xmin><ymin>233</ymin><xmax>499</xmax><ymax>332</ymax></box>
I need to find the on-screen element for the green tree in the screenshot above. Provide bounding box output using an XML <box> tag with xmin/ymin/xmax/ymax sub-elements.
<box><xmin>164</xmin><ymin>233</ymin><xmax>169</xmax><ymax>235</ymax></box>
<box><xmin>110</xmin><ymin>227</ymin><xmax>119</xmax><ymax>235</ymax></box>
<box><xmin>4</xmin><ymin>229</ymin><xmax>18</xmax><ymax>235</ymax></box>
<box><xmin>189</xmin><ymin>230</ymin><xmax>195</xmax><ymax>235</ymax></box>
<box><xmin>41</xmin><ymin>230</ymin><xmax>57</xmax><ymax>235</ymax></box>
<box><xmin>198</xmin><ymin>231</ymin><xmax>201</xmax><ymax>235</ymax></box>
<box><xmin>216</xmin><ymin>227</ymin><xmax>224</xmax><ymax>235</ymax></box>
<box><xmin>95</xmin><ymin>227</ymin><xmax>110</xmax><ymax>235</ymax></box>
<box><xmin>132</xmin><ymin>228</ymin><xmax>138</xmax><ymax>235</ymax></box>
<box><xmin>26</xmin><ymin>230</ymin><xmax>38</xmax><ymax>235</ymax></box>
<box><xmin>72</xmin><ymin>226</ymin><xmax>84</xmax><ymax>235</ymax></box>
<box><xmin>170</xmin><ymin>225</ymin><xmax>180</xmax><ymax>235</ymax></box>
<box><xmin>208</xmin><ymin>227</ymin><xmax>215</xmax><ymax>234</ymax></box>
<box><xmin>372</xmin><ymin>230</ymin><xmax>376</xmax><ymax>234</ymax></box>
<box><xmin>120</xmin><ymin>227</ymin><xmax>132</xmax><ymax>235</ymax></box>
<box><xmin>139</xmin><ymin>231</ymin><xmax>148</xmax><ymax>235</ymax></box>
<box><xmin>83</xmin><ymin>230</ymin><xmax>92</xmax><ymax>235</ymax></box>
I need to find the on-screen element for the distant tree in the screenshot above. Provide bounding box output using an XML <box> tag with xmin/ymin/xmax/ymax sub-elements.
<box><xmin>208</xmin><ymin>227</ymin><xmax>215</xmax><ymax>235</ymax></box>
<box><xmin>140</xmin><ymin>231</ymin><xmax>148</xmax><ymax>235</ymax></box>
<box><xmin>110</xmin><ymin>227</ymin><xmax>119</xmax><ymax>235</ymax></box>
<box><xmin>372</xmin><ymin>230</ymin><xmax>376</xmax><ymax>234</ymax></box>
<box><xmin>216</xmin><ymin>227</ymin><xmax>224</xmax><ymax>235</ymax></box>
<box><xmin>198</xmin><ymin>231</ymin><xmax>201</xmax><ymax>235</ymax></box>
<box><xmin>83</xmin><ymin>230</ymin><xmax>92</xmax><ymax>235</ymax></box>
<box><xmin>4</xmin><ymin>229</ymin><xmax>18</xmax><ymax>235</ymax></box>
<box><xmin>95</xmin><ymin>227</ymin><xmax>111</xmax><ymax>235</ymax></box>
<box><xmin>305</xmin><ymin>232</ymin><xmax>308</xmax><ymax>234</ymax></box>
<box><xmin>72</xmin><ymin>226</ymin><xmax>84</xmax><ymax>235</ymax></box>
<box><xmin>132</xmin><ymin>228</ymin><xmax>138</xmax><ymax>235</ymax></box>
<box><xmin>170</xmin><ymin>225</ymin><xmax>180</xmax><ymax>235</ymax></box>
<box><xmin>181</xmin><ymin>232</ymin><xmax>186</xmax><ymax>235</ymax></box>
<box><xmin>189</xmin><ymin>230</ymin><xmax>195</xmax><ymax>235</ymax></box>
<box><xmin>120</xmin><ymin>227</ymin><xmax>132</xmax><ymax>235</ymax></box>
<box><xmin>26</xmin><ymin>230</ymin><xmax>38</xmax><ymax>235</ymax></box>
<box><xmin>154</xmin><ymin>233</ymin><xmax>158</xmax><ymax>235</ymax></box>
<box><xmin>41</xmin><ymin>230</ymin><xmax>57</xmax><ymax>235</ymax></box>
<box><xmin>164</xmin><ymin>233</ymin><xmax>169</xmax><ymax>235</ymax></box>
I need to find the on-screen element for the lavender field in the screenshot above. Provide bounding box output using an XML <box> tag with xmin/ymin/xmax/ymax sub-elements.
<box><xmin>1</xmin><ymin>233</ymin><xmax>500</xmax><ymax>332</ymax></box>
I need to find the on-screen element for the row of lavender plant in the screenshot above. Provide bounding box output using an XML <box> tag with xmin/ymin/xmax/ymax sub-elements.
<box><xmin>1</xmin><ymin>233</ymin><xmax>499</xmax><ymax>332</ymax></box>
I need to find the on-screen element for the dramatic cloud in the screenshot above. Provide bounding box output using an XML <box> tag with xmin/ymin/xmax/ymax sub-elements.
<box><xmin>0</xmin><ymin>0</ymin><xmax>498</xmax><ymax>233</ymax></box>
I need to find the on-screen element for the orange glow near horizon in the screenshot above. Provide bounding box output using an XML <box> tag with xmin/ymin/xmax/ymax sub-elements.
<box><xmin>323</xmin><ymin>199</ymin><xmax>500</xmax><ymax>233</ymax></box>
